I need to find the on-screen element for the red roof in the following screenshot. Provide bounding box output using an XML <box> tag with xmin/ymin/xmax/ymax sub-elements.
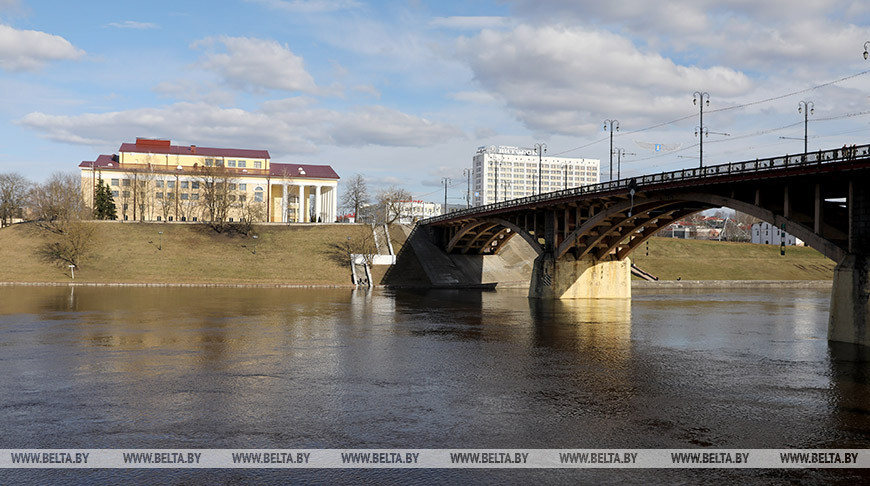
<box><xmin>270</xmin><ymin>162</ymin><xmax>339</xmax><ymax>180</ymax></box>
<box><xmin>79</xmin><ymin>154</ymin><xmax>119</xmax><ymax>168</ymax></box>
<box><xmin>119</xmin><ymin>140</ymin><xmax>270</xmax><ymax>159</ymax></box>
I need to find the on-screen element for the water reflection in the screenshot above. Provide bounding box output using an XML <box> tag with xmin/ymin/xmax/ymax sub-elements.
<box><xmin>1</xmin><ymin>285</ymin><xmax>870</xmax><ymax>484</ymax></box>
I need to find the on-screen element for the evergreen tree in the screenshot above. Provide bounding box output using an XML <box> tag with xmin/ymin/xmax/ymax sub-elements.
<box><xmin>93</xmin><ymin>179</ymin><xmax>117</xmax><ymax>220</ymax></box>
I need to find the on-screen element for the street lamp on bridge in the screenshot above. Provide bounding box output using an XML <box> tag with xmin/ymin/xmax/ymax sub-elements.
<box><xmin>798</xmin><ymin>100</ymin><xmax>814</xmax><ymax>157</ymax></box>
<box><xmin>864</xmin><ymin>41</ymin><xmax>869</xmax><ymax>60</ymax></box>
<box><xmin>603</xmin><ymin>119</ymin><xmax>619</xmax><ymax>181</ymax></box>
<box><xmin>693</xmin><ymin>91</ymin><xmax>710</xmax><ymax>168</ymax></box>
<box><xmin>534</xmin><ymin>143</ymin><xmax>547</xmax><ymax>195</ymax></box>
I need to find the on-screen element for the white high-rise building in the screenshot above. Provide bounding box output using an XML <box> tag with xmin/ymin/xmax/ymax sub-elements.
<box><xmin>471</xmin><ymin>145</ymin><xmax>600</xmax><ymax>206</ymax></box>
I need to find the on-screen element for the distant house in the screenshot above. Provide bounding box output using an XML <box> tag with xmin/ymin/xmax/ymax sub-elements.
<box><xmin>750</xmin><ymin>222</ymin><xmax>802</xmax><ymax>246</ymax></box>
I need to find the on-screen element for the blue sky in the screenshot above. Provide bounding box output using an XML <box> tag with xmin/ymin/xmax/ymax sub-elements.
<box><xmin>2</xmin><ymin>0</ymin><xmax>870</xmax><ymax>204</ymax></box>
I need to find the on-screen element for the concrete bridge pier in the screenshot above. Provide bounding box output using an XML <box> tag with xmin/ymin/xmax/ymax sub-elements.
<box><xmin>528</xmin><ymin>211</ymin><xmax>631</xmax><ymax>300</ymax></box>
<box><xmin>829</xmin><ymin>255</ymin><xmax>870</xmax><ymax>346</ymax></box>
<box><xmin>529</xmin><ymin>252</ymin><xmax>632</xmax><ymax>299</ymax></box>
<box><xmin>828</xmin><ymin>178</ymin><xmax>870</xmax><ymax>346</ymax></box>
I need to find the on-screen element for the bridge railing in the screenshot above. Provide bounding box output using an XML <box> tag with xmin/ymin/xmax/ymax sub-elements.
<box><xmin>422</xmin><ymin>143</ymin><xmax>870</xmax><ymax>225</ymax></box>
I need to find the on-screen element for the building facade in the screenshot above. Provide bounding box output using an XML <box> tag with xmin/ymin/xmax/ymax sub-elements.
<box><xmin>79</xmin><ymin>138</ymin><xmax>339</xmax><ymax>223</ymax></box>
<box><xmin>471</xmin><ymin>145</ymin><xmax>600</xmax><ymax>206</ymax></box>
<box><xmin>751</xmin><ymin>222</ymin><xmax>801</xmax><ymax>246</ymax></box>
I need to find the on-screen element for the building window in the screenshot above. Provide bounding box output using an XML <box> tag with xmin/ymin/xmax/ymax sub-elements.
<box><xmin>229</xmin><ymin>183</ymin><xmax>236</xmax><ymax>190</ymax></box>
<box><xmin>239</xmin><ymin>194</ymin><xmax>246</xmax><ymax>202</ymax></box>
<box><xmin>111</xmin><ymin>178</ymin><xmax>119</xmax><ymax>186</ymax></box>
<box><xmin>181</xmin><ymin>216</ymin><xmax>186</xmax><ymax>222</ymax></box>
<box><xmin>239</xmin><ymin>183</ymin><xmax>247</xmax><ymax>191</ymax></box>
<box><xmin>254</xmin><ymin>161</ymin><xmax>262</xmax><ymax>169</ymax></box>
<box><xmin>168</xmin><ymin>216</ymin><xmax>173</xmax><ymax>222</ymax></box>
<box><xmin>181</xmin><ymin>193</ymin><xmax>189</xmax><ymax>200</ymax></box>
<box><xmin>156</xmin><ymin>192</ymin><xmax>163</xmax><ymax>199</ymax></box>
<box><xmin>122</xmin><ymin>191</ymin><xmax>130</xmax><ymax>198</ymax></box>
<box><xmin>192</xmin><ymin>193</ymin><xmax>199</xmax><ymax>201</ymax></box>
<box><xmin>191</xmin><ymin>181</ymin><xmax>200</xmax><ymax>189</ymax></box>
<box><xmin>181</xmin><ymin>181</ymin><xmax>189</xmax><ymax>189</ymax></box>
<box><xmin>157</xmin><ymin>216</ymin><xmax>161</xmax><ymax>221</ymax></box>
<box><xmin>237</xmin><ymin>160</ymin><xmax>246</xmax><ymax>168</ymax></box>
<box><xmin>112</xmin><ymin>190</ymin><xmax>119</xmax><ymax>197</ymax></box>
<box><xmin>122</xmin><ymin>179</ymin><xmax>131</xmax><ymax>187</ymax></box>
<box><xmin>156</xmin><ymin>180</ymin><xmax>164</xmax><ymax>188</ymax></box>
<box><xmin>167</xmin><ymin>180</ymin><xmax>175</xmax><ymax>189</ymax></box>
<box><xmin>227</xmin><ymin>159</ymin><xmax>237</xmax><ymax>167</ymax></box>
<box><xmin>205</xmin><ymin>158</ymin><xmax>214</xmax><ymax>167</ymax></box>
<box><xmin>229</xmin><ymin>195</ymin><xmax>236</xmax><ymax>202</ymax></box>
<box><xmin>215</xmin><ymin>159</ymin><xmax>224</xmax><ymax>167</ymax></box>
<box><xmin>254</xmin><ymin>187</ymin><xmax>264</xmax><ymax>202</ymax></box>
<box><xmin>192</xmin><ymin>217</ymin><xmax>198</xmax><ymax>222</ymax></box>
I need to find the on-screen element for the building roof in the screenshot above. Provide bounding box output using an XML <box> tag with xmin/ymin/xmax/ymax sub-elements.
<box><xmin>119</xmin><ymin>138</ymin><xmax>270</xmax><ymax>159</ymax></box>
<box><xmin>270</xmin><ymin>162</ymin><xmax>340</xmax><ymax>180</ymax></box>
<box><xmin>79</xmin><ymin>154</ymin><xmax>119</xmax><ymax>169</ymax></box>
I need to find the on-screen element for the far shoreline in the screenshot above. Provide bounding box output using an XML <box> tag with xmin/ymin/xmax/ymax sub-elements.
<box><xmin>0</xmin><ymin>280</ymin><xmax>833</xmax><ymax>289</ymax></box>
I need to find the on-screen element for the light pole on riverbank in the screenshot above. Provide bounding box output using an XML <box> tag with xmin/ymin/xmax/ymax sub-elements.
<box><xmin>798</xmin><ymin>100</ymin><xmax>814</xmax><ymax>157</ymax></box>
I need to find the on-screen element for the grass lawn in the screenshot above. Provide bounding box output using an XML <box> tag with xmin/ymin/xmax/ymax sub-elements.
<box><xmin>630</xmin><ymin>237</ymin><xmax>836</xmax><ymax>280</ymax></box>
<box><xmin>0</xmin><ymin>223</ymin><xmax>837</xmax><ymax>284</ymax></box>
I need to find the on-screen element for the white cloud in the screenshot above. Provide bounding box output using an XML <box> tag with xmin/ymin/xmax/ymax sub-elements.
<box><xmin>448</xmin><ymin>90</ymin><xmax>500</xmax><ymax>105</ymax></box>
<box><xmin>455</xmin><ymin>25</ymin><xmax>752</xmax><ymax>135</ymax></box>
<box><xmin>351</xmin><ymin>84</ymin><xmax>380</xmax><ymax>98</ymax></box>
<box><xmin>19</xmin><ymin>101</ymin><xmax>464</xmax><ymax>153</ymax></box>
<box><xmin>107</xmin><ymin>20</ymin><xmax>159</xmax><ymax>30</ymax></box>
<box><xmin>245</xmin><ymin>0</ymin><xmax>362</xmax><ymax>13</ymax></box>
<box><xmin>193</xmin><ymin>36</ymin><xmax>318</xmax><ymax>93</ymax></box>
<box><xmin>430</xmin><ymin>16</ymin><xmax>511</xmax><ymax>30</ymax></box>
<box><xmin>0</xmin><ymin>24</ymin><xmax>84</xmax><ymax>71</ymax></box>
<box><xmin>332</xmin><ymin>106</ymin><xmax>465</xmax><ymax>147</ymax></box>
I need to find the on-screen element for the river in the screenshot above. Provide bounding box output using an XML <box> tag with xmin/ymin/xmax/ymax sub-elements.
<box><xmin>1</xmin><ymin>286</ymin><xmax>868</xmax><ymax>484</ymax></box>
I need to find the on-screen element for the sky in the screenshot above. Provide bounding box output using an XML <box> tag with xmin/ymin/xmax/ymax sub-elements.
<box><xmin>1</xmin><ymin>0</ymin><xmax>870</xmax><ymax>205</ymax></box>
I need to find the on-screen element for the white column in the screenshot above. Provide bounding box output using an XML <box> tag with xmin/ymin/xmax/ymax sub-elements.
<box><xmin>331</xmin><ymin>185</ymin><xmax>337</xmax><ymax>222</ymax></box>
<box><xmin>281</xmin><ymin>183</ymin><xmax>287</xmax><ymax>223</ymax></box>
<box><xmin>315</xmin><ymin>185</ymin><xmax>322</xmax><ymax>223</ymax></box>
<box><xmin>297</xmin><ymin>185</ymin><xmax>304</xmax><ymax>223</ymax></box>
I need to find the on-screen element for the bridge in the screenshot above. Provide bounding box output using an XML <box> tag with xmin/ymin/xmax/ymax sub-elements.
<box><xmin>404</xmin><ymin>143</ymin><xmax>870</xmax><ymax>346</ymax></box>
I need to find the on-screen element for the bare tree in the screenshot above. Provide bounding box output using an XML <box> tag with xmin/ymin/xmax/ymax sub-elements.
<box><xmin>340</xmin><ymin>174</ymin><xmax>370</xmax><ymax>221</ymax></box>
<box><xmin>196</xmin><ymin>165</ymin><xmax>237</xmax><ymax>231</ymax></box>
<box><xmin>375</xmin><ymin>186</ymin><xmax>413</xmax><ymax>224</ymax></box>
<box><xmin>31</xmin><ymin>172</ymin><xmax>95</xmax><ymax>268</ymax></box>
<box><xmin>0</xmin><ymin>172</ymin><xmax>30</xmax><ymax>227</ymax></box>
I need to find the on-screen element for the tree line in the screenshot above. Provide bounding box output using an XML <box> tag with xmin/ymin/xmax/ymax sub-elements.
<box><xmin>339</xmin><ymin>173</ymin><xmax>416</xmax><ymax>224</ymax></box>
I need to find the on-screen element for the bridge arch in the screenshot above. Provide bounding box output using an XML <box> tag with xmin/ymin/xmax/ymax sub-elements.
<box><xmin>555</xmin><ymin>192</ymin><xmax>845</xmax><ymax>263</ymax></box>
<box><xmin>446</xmin><ymin>218</ymin><xmax>543</xmax><ymax>256</ymax></box>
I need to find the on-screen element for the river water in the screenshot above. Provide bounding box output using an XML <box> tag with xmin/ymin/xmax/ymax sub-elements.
<box><xmin>1</xmin><ymin>286</ymin><xmax>869</xmax><ymax>484</ymax></box>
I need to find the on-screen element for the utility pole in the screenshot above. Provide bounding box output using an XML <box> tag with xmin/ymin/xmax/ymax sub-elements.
<box><xmin>613</xmin><ymin>148</ymin><xmax>636</xmax><ymax>180</ymax></box>
<box><xmin>442</xmin><ymin>177</ymin><xmax>450</xmax><ymax>215</ymax></box>
<box><xmin>693</xmin><ymin>92</ymin><xmax>709</xmax><ymax>168</ymax></box>
<box><xmin>463</xmin><ymin>168</ymin><xmax>471</xmax><ymax>208</ymax></box>
<box><xmin>534</xmin><ymin>142</ymin><xmax>547</xmax><ymax>194</ymax></box>
<box><xmin>603</xmin><ymin>119</ymin><xmax>619</xmax><ymax>181</ymax></box>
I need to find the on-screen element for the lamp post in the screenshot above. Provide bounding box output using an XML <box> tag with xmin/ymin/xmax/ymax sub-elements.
<box><xmin>693</xmin><ymin>91</ymin><xmax>710</xmax><ymax>168</ymax></box>
<box><xmin>442</xmin><ymin>177</ymin><xmax>450</xmax><ymax>214</ymax></box>
<box><xmin>463</xmin><ymin>168</ymin><xmax>472</xmax><ymax>208</ymax></box>
<box><xmin>534</xmin><ymin>142</ymin><xmax>547</xmax><ymax>194</ymax></box>
<box><xmin>158</xmin><ymin>231</ymin><xmax>163</xmax><ymax>251</ymax></box>
<box><xmin>490</xmin><ymin>158</ymin><xmax>500</xmax><ymax>203</ymax></box>
<box><xmin>603</xmin><ymin>119</ymin><xmax>619</xmax><ymax>181</ymax></box>
<box><xmin>563</xmin><ymin>163</ymin><xmax>569</xmax><ymax>190</ymax></box>
<box><xmin>252</xmin><ymin>234</ymin><xmax>258</xmax><ymax>255</ymax></box>
<box><xmin>798</xmin><ymin>100</ymin><xmax>814</xmax><ymax>157</ymax></box>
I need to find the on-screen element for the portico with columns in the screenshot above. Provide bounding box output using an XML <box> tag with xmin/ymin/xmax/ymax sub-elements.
<box><xmin>269</xmin><ymin>163</ymin><xmax>340</xmax><ymax>223</ymax></box>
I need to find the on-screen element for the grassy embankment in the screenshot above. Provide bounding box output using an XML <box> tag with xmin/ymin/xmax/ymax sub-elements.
<box><xmin>0</xmin><ymin>222</ymin><xmax>835</xmax><ymax>284</ymax></box>
<box><xmin>630</xmin><ymin>237</ymin><xmax>836</xmax><ymax>280</ymax></box>
<box><xmin>0</xmin><ymin>222</ymin><xmax>405</xmax><ymax>285</ymax></box>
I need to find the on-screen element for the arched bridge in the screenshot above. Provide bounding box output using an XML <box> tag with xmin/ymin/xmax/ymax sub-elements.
<box><xmin>411</xmin><ymin>143</ymin><xmax>870</xmax><ymax>346</ymax></box>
